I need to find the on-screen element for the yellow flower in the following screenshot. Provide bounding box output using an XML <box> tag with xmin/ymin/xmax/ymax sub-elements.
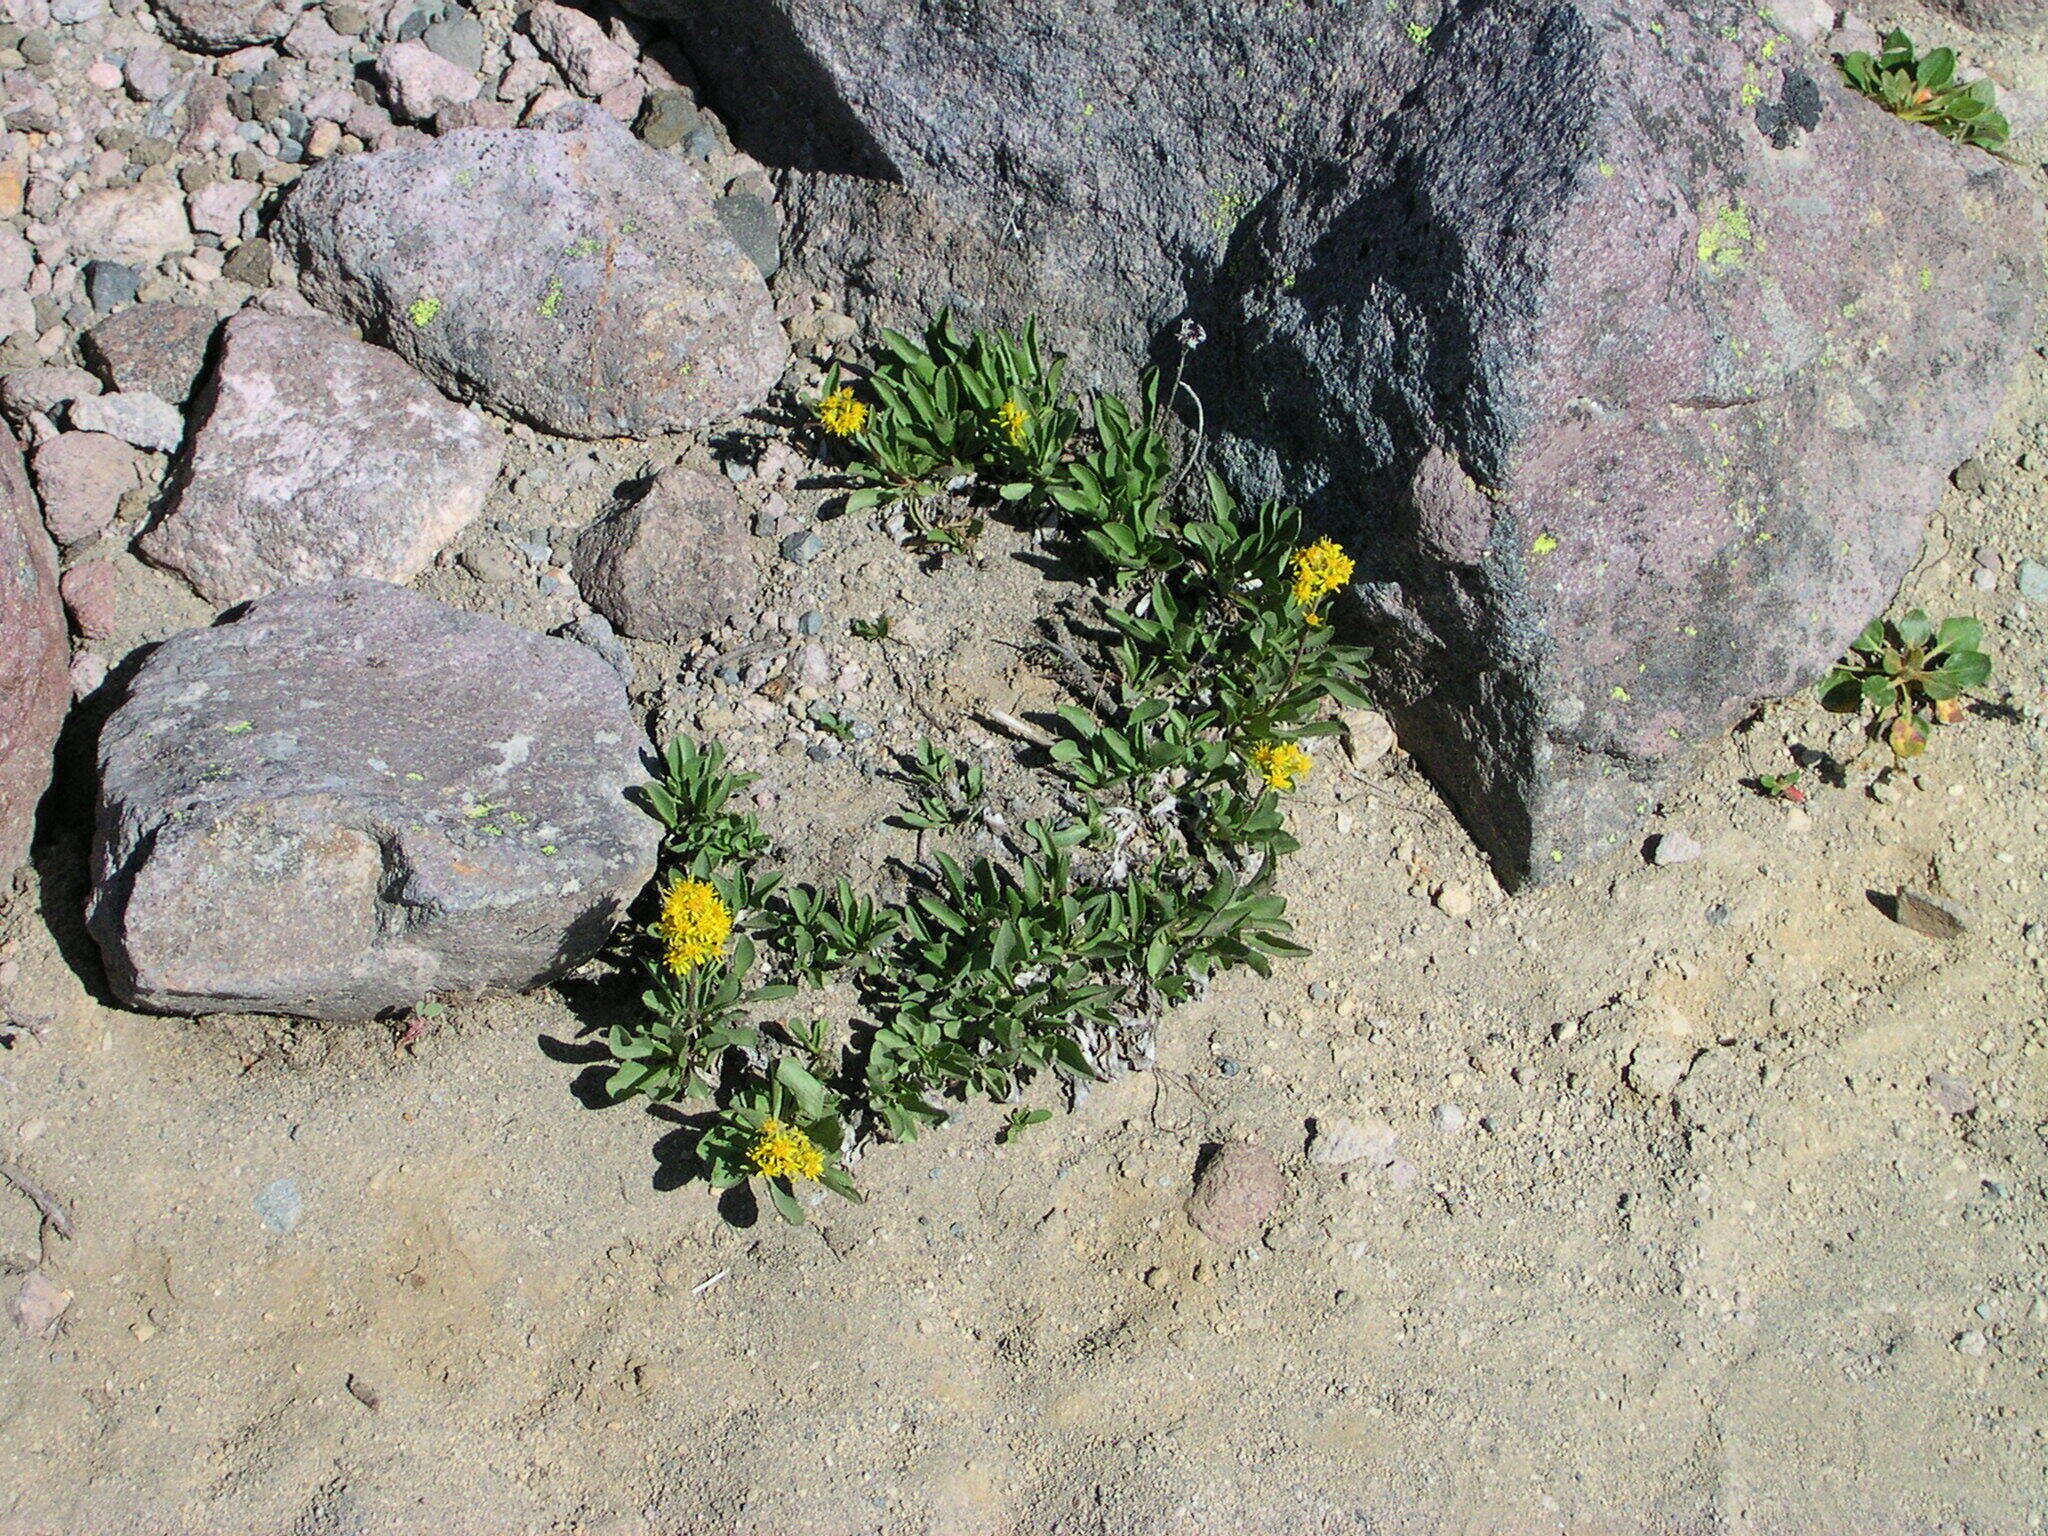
<box><xmin>1289</xmin><ymin>537</ymin><xmax>1354</xmax><ymax>616</ymax></box>
<box><xmin>816</xmin><ymin>386</ymin><xmax>869</xmax><ymax>438</ymax></box>
<box><xmin>995</xmin><ymin>398</ymin><xmax>1030</xmax><ymax>448</ymax></box>
<box><xmin>1249</xmin><ymin>739</ymin><xmax>1313</xmax><ymax>791</ymax></box>
<box><xmin>653</xmin><ymin>878</ymin><xmax>732</xmax><ymax>975</ymax></box>
<box><xmin>748</xmin><ymin>1118</ymin><xmax>825</xmax><ymax>1182</ymax></box>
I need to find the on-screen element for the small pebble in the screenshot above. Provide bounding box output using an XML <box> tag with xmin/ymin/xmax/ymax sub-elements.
<box><xmin>1648</xmin><ymin>830</ymin><xmax>1702</xmax><ymax>866</ymax></box>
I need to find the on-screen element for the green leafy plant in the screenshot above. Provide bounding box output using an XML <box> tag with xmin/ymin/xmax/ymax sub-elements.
<box><xmin>849</xmin><ymin>614</ymin><xmax>893</xmax><ymax>641</ymax></box>
<box><xmin>894</xmin><ymin>738</ymin><xmax>987</xmax><ymax>831</ymax></box>
<box><xmin>1838</xmin><ymin>31</ymin><xmax>2009</xmax><ymax>152</ymax></box>
<box><xmin>1754</xmin><ymin>769</ymin><xmax>1808</xmax><ymax>804</ymax></box>
<box><xmin>1820</xmin><ymin>610</ymin><xmax>1991</xmax><ymax>760</ymax></box>
<box><xmin>594</xmin><ymin>313</ymin><xmax>1376</xmax><ymax>1223</ymax></box>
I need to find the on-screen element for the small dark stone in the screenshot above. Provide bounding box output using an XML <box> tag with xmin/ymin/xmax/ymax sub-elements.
<box><xmin>248</xmin><ymin>83</ymin><xmax>285</xmax><ymax>119</ymax></box>
<box><xmin>84</xmin><ymin>261</ymin><xmax>139</xmax><ymax>313</ymax></box>
<box><xmin>713</xmin><ymin>191</ymin><xmax>779</xmax><ymax>280</ymax></box>
<box><xmin>394</xmin><ymin>5</ymin><xmax>437</xmax><ymax>42</ymax></box>
<box><xmin>132</xmin><ymin>139</ymin><xmax>174</xmax><ymax>167</ymax></box>
<box><xmin>637</xmin><ymin>89</ymin><xmax>700</xmax><ymax>150</ymax></box>
<box><xmin>679</xmin><ymin>124</ymin><xmax>718</xmax><ymax>161</ymax></box>
<box><xmin>82</xmin><ymin>303</ymin><xmax>221</xmax><ymax>402</ymax></box>
<box><xmin>779</xmin><ymin>527</ymin><xmax>820</xmax><ymax>565</ymax></box>
<box><xmin>221</xmin><ymin>236</ymin><xmax>274</xmax><ymax>286</ymax></box>
<box><xmin>325</xmin><ymin>0</ymin><xmax>370</xmax><ymax>35</ymax></box>
<box><xmin>180</xmin><ymin>162</ymin><xmax>219</xmax><ymax>192</ymax></box>
<box><xmin>1953</xmin><ymin>457</ymin><xmax>1986</xmax><ymax>493</ymax></box>
<box><xmin>231</xmin><ymin>148</ymin><xmax>267</xmax><ymax>181</ymax></box>
<box><xmin>1891</xmin><ymin>889</ymin><xmax>1969</xmax><ymax>942</ymax></box>
<box><xmin>16</xmin><ymin>31</ymin><xmax>53</xmax><ymax>64</ymax></box>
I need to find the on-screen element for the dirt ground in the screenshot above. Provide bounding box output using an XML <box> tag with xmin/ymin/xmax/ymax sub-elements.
<box><xmin>5</xmin><ymin>9</ymin><xmax>2048</xmax><ymax>1535</ymax></box>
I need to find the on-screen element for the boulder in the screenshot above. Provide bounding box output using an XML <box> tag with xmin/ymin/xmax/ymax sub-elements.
<box><xmin>30</xmin><ymin>432</ymin><xmax>144</xmax><ymax>546</ymax></box>
<box><xmin>273</xmin><ymin>104</ymin><xmax>787</xmax><ymax>439</ymax></box>
<box><xmin>80</xmin><ymin>303</ymin><xmax>220</xmax><ymax>404</ymax></box>
<box><xmin>87</xmin><ymin>579</ymin><xmax>661</xmax><ymax>1020</ymax></box>
<box><xmin>658</xmin><ymin>0</ymin><xmax>2043</xmax><ymax>884</ymax></box>
<box><xmin>151</xmin><ymin>0</ymin><xmax>303</xmax><ymax>51</ymax></box>
<box><xmin>0</xmin><ymin>431</ymin><xmax>68</xmax><ymax>873</ymax></box>
<box><xmin>571</xmin><ymin>464</ymin><xmax>756</xmax><ymax>642</ymax></box>
<box><xmin>140</xmin><ymin>312</ymin><xmax>503</xmax><ymax>605</ymax></box>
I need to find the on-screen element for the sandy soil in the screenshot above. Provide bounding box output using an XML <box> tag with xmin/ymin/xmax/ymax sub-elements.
<box><xmin>4</xmin><ymin>6</ymin><xmax>2048</xmax><ymax>1533</ymax></box>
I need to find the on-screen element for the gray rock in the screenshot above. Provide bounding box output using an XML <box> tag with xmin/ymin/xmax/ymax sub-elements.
<box><xmin>81</xmin><ymin>303</ymin><xmax>221</xmax><ymax>404</ymax></box>
<box><xmin>779</xmin><ymin>527</ymin><xmax>820</xmax><ymax>566</ymax></box>
<box><xmin>152</xmin><ymin>0</ymin><xmax>303</xmax><ymax>53</ymax></box>
<box><xmin>0</xmin><ymin>432</ymin><xmax>67</xmax><ymax>873</ymax></box>
<box><xmin>713</xmin><ymin>191</ymin><xmax>778</xmax><ymax>280</ymax></box>
<box><xmin>0</xmin><ymin>367</ymin><xmax>101</xmax><ymax>425</ymax></box>
<box><xmin>1185</xmin><ymin>1140</ymin><xmax>1284</xmax><ymax>1245</ymax></box>
<box><xmin>659</xmin><ymin>0</ymin><xmax>2044</xmax><ymax>886</ymax></box>
<box><xmin>140</xmin><ymin>312</ymin><xmax>503</xmax><ymax>605</ymax></box>
<box><xmin>87</xmin><ymin>579</ymin><xmax>660</xmax><ymax>1021</ymax></box>
<box><xmin>68</xmin><ymin>391</ymin><xmax>185</xmax><ymax>454</ymax></box>
<box><xmin>85</xmin><ymin>261</ymin><xmax>139</xmax><ymax>313</ymax></box>
<box><xmin>274</xmin><ymin>104</ymin><xmax>788</xmax><ymax>439</ymax></box>
<box><xmin>421</xmin><ymin>11</ymin><xmax>482</xmax><ymax>71</ymax></box>
<box><xmin>637</xmin><ymin>88</ymin><xmax>699</xmax><ymax>149</ymax></box>
<box><xmin>524</xmin><ymin>0</ymin><xmax>635</xmax><ymax>97</ymax></box>
<box><xmin>1927</xmin><ymin>0</ymin><xmax>2048</xmax><ymax>33</ymax></box>
<box><xmin>571</xmin><ymin>464</ymin><xmax>756</xmax><ymax>642</ymax></box>
<box><xmin>2017</xmin><ymin>559</ymin><xmax>2048</xmax><ymax>601</ymax></box>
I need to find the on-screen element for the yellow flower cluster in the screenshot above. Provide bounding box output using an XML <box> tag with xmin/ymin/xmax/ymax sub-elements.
<box><xmin>816</xmin><ymin>386</ymin><xmax>869</xmax><ymax>438</ymax></box>
<box><xmin>748</xmin><ymin>1118</ymin><xmax>825</xmax><ymax>1182</ymax></box>
<box><xmin>1289</xmin><ymin>537</ymin><xmax>1354</xmax><ymax>625</ymax></box>
<box><xmin>654</xmin><ymin>878</ymin><xmax>732</xmax><ymax>975</ymax></box>
<box><xmin>995</xmin><ymin>398</ymin><xmax>1030</xmax><ymax>448</ymax></box>
<box><xmin>1249</xmin><ymin>739</ymin><xmax>1313</xmax><ymax>791</ymax></box>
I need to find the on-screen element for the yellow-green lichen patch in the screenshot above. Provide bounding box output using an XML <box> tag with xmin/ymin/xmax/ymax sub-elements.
<box><xmin>409</xmin><ymin>296</ymin><xmax>442</xmax><ymax>326</ymax></box>
<box><xmin>1697</xmin><ymin>202</ymin><xmax>1756</xmax><ymax>269</ymax></box>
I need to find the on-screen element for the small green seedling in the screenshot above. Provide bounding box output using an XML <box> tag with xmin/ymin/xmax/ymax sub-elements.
<box><xmin>849</xmin><ymin>614</ymin><xmax>893</xmax><ymax>641</ymax></box>
<box><xmin>999</xmin><ymin>1106</ymin><xmax>1053</xmax><ymax>1143</ymax></box>
<box><xmin>1755</xmin><ymin>769</ymin><xmax>1807</xmax><ymax>804</ymax></box>
<box><xmin>895</xmin><ymin>739</ymin><xmax>987</xmax><ymax>831</ymax></box>
<box><xmin>1820</xmin><ymin>610</ymin><xmax>1991</xmax><ymax>760</ymax></box>
<box><xmin>1838</xmin><ymin>31</ymin><xmax>2009</xmax><ymax>152</ymax></box>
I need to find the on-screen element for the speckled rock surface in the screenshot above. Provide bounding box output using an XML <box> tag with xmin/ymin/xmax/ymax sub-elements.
<box><xmin>0</xmin><ymin>431</ymin><xmax>68</xmax><ymax>873</ymax></box>
<box><xmin>572</xmin><ymin>463</ymin><xmax>757</xmax><ymax>642</ymax></box>
<box><xmin>684</xmin><ymin>0</ymin><xmax>2043</xmax><ymax>884</ymax></box>
<box><xmin>80</xmin><ymin>303</ymin><xmax>221</xmax><ymax>404</ymax></box>
<box><xmin>140</xmin><ymin>312</ymin><xmax>504</xmax><ymax>605</ymax></box>
<box><xmin>273</xmin><ymin>104</ymin><xmax>788</xmax><ymax>439</ymax></box>
<box><xmin>151</xmin><ymin>0</ymin><xmax>304</xmax><ymax>52</ymax></box>
<box><xmin>87</xmin><ymin>580</ymin><xmax>660</xmax><ymax>1020</ymax></box>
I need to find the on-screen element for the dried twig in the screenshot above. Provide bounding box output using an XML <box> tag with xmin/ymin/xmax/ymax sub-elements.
<box><xmin>0</xmin><ymin>1159</ymin><xmax>71</xmax><ymax>1241</ymax></box>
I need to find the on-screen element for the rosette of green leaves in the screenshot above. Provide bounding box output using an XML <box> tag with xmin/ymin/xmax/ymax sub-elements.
<box><xmin>1838</xmin><ymin>31</ymin><xmax>2009</xmax><ymax>151</ymax></box>
<box><xmin>1820</xmin><ymin>609</ymin><xmax>1991</xmax><ymax>759</ymax></box>
<box><xmin>1049</xmin><ymin>372</ymin><xmax>1180</xmax><ymax>582</ymax></box>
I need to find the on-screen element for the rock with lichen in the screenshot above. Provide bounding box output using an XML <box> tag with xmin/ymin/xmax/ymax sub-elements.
<box><xmin>87</xmin><ymin>580</ymin><xmax>660</xmax><ymax>1021</ymax></box>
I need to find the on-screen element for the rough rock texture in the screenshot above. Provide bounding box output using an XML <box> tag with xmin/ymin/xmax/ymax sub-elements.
<box><xmin>374</xmin><ymin>39</ymin><xmax>480</xmax><ymax>122</ymax></box>
<box><xmin>80</xmin><ymin>303</ymin><xmax>220</xmax><ymax>404</ymax></box>
<box><xmin>1185</xmin><ymin>1141</ymin><xmax>1284</xmax><ymax>1246</ymax></box>
<box><xmin>0</xmin><ymin>431</ymin><xmax>68</xmax><ymax>873</ymax></box>
<box><xmin>151</xmin><ymin>0</ymin><xmax>302</xmax><ymax>52</ymax></box>
<box><xmin>140</xmin><ymin>312</ymin><xmax>503</xmax><ymax>605</ymax></box>
<box><xmin>273</xmin><ymin>104</ymin><xmax>788</xmax><ymax>439</ymax></box>
<box><xmin>1929</xmin><ymin>0</ymin><xmax>2048</xmax><ymax>30</ymax></box>
<box><xmin>571</xmin><ymin>464</ymin><xmax>756</xmax><ymax>642</ymax></box>
<box><xmin>68</xmin><ymin>390</ymin><xmax>184</xmax><ymax>454</ymax></box>
<box><xmin>30</xmin><ymin>432</ymin><xmax>143</xmax><ymax>546</ymax></box>
<box><xmin>59</xmin><ymin>182</ymin><xmax>192</xmax><ymax>267</ymax></box>
<box><xmin>664</xmin><ymin>0</ymin><xmax>2044</xmax><ymax>884</ymax></box>
<box><xmin>88</xmin><ymin>580</ymin><xmax>660</xmax><ymax>1021</ymax></box>
<box><xmin>525</xmin><ymin>1</ymin><xmax>636</xmax><ymax>97</ymax></box>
